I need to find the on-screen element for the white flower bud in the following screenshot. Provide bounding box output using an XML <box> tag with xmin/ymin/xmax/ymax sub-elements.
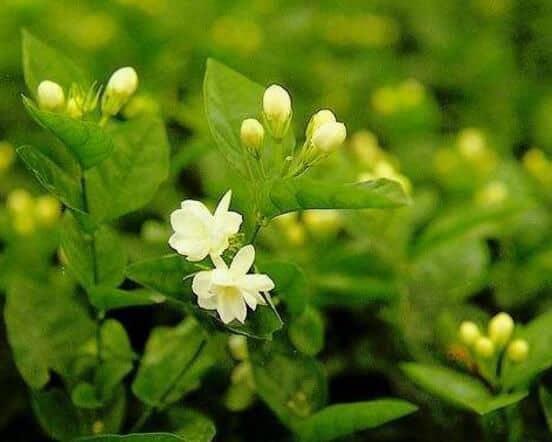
<box><xmin>311</xmin><ymin>121</ymin><xmax>347</xmax><ymax>152</ymax></box>
<box><xmin>306</xmin><ymin>109</ymin><xmax>336</xmax><ymax>139</ymax></box>
<box><xmin>240</xmin><ymin>118</ymin><xmax>264</xmax><ymax>155</ymax></box>
<box><xmin>474</xmin><ymin>336</ymin><xmax>495</xmax><ymax>358</ymax></box>
<box><xmin>37</xmin><ymin>80</ymin><xmax>65</xmax><ymax>111</ymax></box>
<box><xmin>263</xmin><ymin>84</ymin><xmax>291</xmax><ymax>139</ymax></box>
<box><xmin>459</xmin><ymin>321</ymin><xmax>480</xmax><ymax>346</ymax></box>
<box><xmin>106</xmin><ymin>66</ymin><xmax>138</xmax><ymax>97</ymax></box>
<box><xmin>506</xmin><ymin>339</ymin><xmax>529</xmax><ymax>363</ymax></box>
<box><xmin>488</xmin><ymin>312</ymin><xmax>514</xmax><ymax>347</ymax></box>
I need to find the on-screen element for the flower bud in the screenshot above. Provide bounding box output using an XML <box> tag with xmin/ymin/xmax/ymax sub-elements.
<box><xmin>7</xmin><ymin>189</ymin><xmax>33</xmax><ymax>215</ymax></box>
<box><xmin>66</xmin><ymin>97</ymin><xmax>83</xmax><ymax>119</ymax></box>
<box><xmin>0</xmin><ymin>141</ymin><xmax>15</xmax><ymax>172</ymax></box>
<box><xmin>488</xmin><ymin>312</ymin><xmax>514</xmax><ymax>347</ymax></box>
<box><xmin>306</xmin><ymin>109</ymin><xmax>336</xmax><ymax>140</ymax></box>
<box><xmin>35</xmin><ymin>195</ymin><xmax>61</xmax><ymax>226</ymax></box>
<box><xmin>228</xmin><ymin>335</ymin><xmax>248</xmax><ymax>361</ymax></box>
<box><xmin>311</xmin><ymin>121</ymin><xmax>347</xmax><ymax>152</ymax></box>
<box><xmin>102</xmin><ymin>66</ymin><xmax>139</xmax><ymax>116</ymax></box>
<box><xmin>263</xmin><ymin>84</ymin><xmax>291</xmax><ymax>139</ymax></box>
<box><xmin>474</xmin><ymin>336</ymin><xmax>495</xmax><ymax>358</ymax></box>
<box><xmin>459</xmin><ymin>321</ymin><xmax>480</xmax><ymax>346</ymax></box>
<box><xmin>240</xmin><ymin>118</ymin><xmax>264</xmax><ymax>155</ymax></box>
<box><xmin>37</xmin><ymin>80</ymin><xmax>65</xmax><ymax>111</ymax></box>
<box><xmin>506</xmin><ymin>339</ymin><xmax>529</xmax><ymax>363</ymax></box>
<box><xmin>303</xmin><ymin>209</ymin><xmax>342</xmax><ymax>236</ymax></box>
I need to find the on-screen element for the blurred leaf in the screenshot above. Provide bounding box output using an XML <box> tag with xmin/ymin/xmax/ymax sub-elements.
<box><xmin>17</xmin><ymin>144</ymin><xmax>84</xmax><ymax>211</ymax></box>
<box><xmin>203</xmin><ymin>59</ymin><xmax>294</xmax><ymax>176</ymax></box>
<box><xmin>23</xmin><ymin>97</ymin><xmax>114</xmax><ymax>169</ymax></box>
<box><xmin>250</xmin><ymin>339</ymin><xmax>328</xmax><ymax>430</ymax></box>
<box><xmin>167</xmin><ymin>407</ymin><xmax>216</xmax><ymax>442</ymax></box>
<box><xmin>22</xmin><ymin>29</ymin><xmax>88</xmax><ymax>95</ymax></box>
<box><xmin>259</xmin><ymin>260</ymin><xmax>308</xmax><ymax>315</ymax></box>
<box><xmin>33</xmin><ymin>386</ymin><xmax>125</xmax><ymax>440</ymax></box>
<box><xmin>539</xmin><ymin>384</ymin><xmax>552</xmax><ymax>432</ymax></box>
<box><xmin>132</xmin><ymin>319</ymin><xmax>213</xmax><ymax>407</ymax></box>
<box><xmin>86</xmin><ymin>116</ymin><xmax>169</xmax><ymax>223</ymax></box>
<box><xmin>502</xmin><ymin>308</ymin><xmax>552</xmax><ymax>389</ymax></box>
<box><xmin>5</xmin><ymin>280</ymin><xmax>96</xmax><ymax>389</ymax></box>
<box><xmin>88</xmin><ymin>287</ymin><xmax>166</xmax><ymax>311</ymax></box>
<box><xmin>297</xmin><ymin>399</ymin><xmax>418</xmax><ymax>441</ymax></box>
<box><xmin>74</xmin><ymin>435</ymin><xmax>185</xmax><ymax>441</ymax></box>
<box><xmin>263</xmin><ymin>177</ymin><xmax>409</xmax><ymax>219</ymax></box>
<box><xmin>314</xmin><ymin>274</ymin><xmax>398</xmax><ymax>307</ymax></box>
<box><xmin>61</xmin><ymin>213</ymin><xmax>126</xmax><ymax>289</ymax></box>
<box><xmin>288</xmin><ymin>307</ymin><xmax>324</xmax><ymax>356</ymax></box>
<box><xmin>401</xmin><ymin>363</ymin><xmax>527</xmax><ymax>415</ymax></box>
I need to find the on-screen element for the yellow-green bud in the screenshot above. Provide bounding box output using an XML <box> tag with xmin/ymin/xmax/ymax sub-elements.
<box><xmin>506</xmin><ymin>339</ymin><xmax>529</xmax><ymax>363</ymax></box>
<box><xmin>459</xmin><ymin>321</ymin><xmax>480</xmax><ymax>346</ymax></box>
<box><xmin>303</xmin><ymin>209</ymin><xmax>342</xmax><ymax>236</ymax></box>
<box><xmin>488</xmin><ymin>312</ymin><xmax>514</xmax><ymax>347</ymax></box>
<box><xmin>306</xmin><ymin>109</ymin><xmax>336</xmax><ymax>140</ymax></box>
<box><xmin>474</xmin><ymin>336</ymin><xmax>495</xmax><ymax>358</ymax></box>
<box><xmin>228</xmin><ymin>335</ymin><xmax>248</xmax><ymax>361</ymax></box>
<box><xmin>263</xmin><ymin>84</ymin><xmax>291</xmax><ymax>139</ymax></box>
<box><xmin>311</xmin><ymin>121</ymin><xmax>347</xmax><ymax>152</ymax></box>
<box><xmin>37</xmin><ymin>80</ymin><xmax>65</xmax><ymax>111</ymax></box>
<box><xmin>240</xmin><ymin>118</ymin><xmax>264</xmax><ymax>154</ymax></box>
<box><xmin>66</xmin><ymin>97</ymin><xmax>83</xmax><ymax>119</ymax></box>
<box><xmin>7</xmin><ymin>189</ymin><xmax>33</xmax><ymax>215</ymax></box>
<box><xmin>0</xmin><ymin>141</ymin><xmax>15</xmax><ymax>172</ymax></box>
<box><xmin>35</xmin><ymin>195</ymin><xmax>61</xmax><ymax>226</ymax></box>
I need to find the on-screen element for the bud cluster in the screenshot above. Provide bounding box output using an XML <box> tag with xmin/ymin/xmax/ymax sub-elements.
<box><xmin>5</xmin><ymin>189</ymin><xmax>61</xmax><ymax>235</ymax></box>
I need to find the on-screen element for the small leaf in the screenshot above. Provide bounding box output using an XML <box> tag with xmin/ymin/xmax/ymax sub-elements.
<box><xmin>288</xmin><ymin>307</ymin><xmax>325</xmax><ymax>356</ymax></box>
<box><xmin>22</xmin><ymin>29</ymin><xmax>88</xmax><ymax>95</ymax></box>
<box><xmin>85</xmin><ymin>116</ymin><xmax>169</xmax><ymax>223</ymax></box>
<box><xmin>17</xmin><ymin>144</ymin><xmax>84</xmax><ymax>211</ymax></box>
<box><xmin>167</xmin><ymin>407</ymin><xmax>216</xmax><ymax>442</ymax></box>
<box><xmin>297</xmin><ymin>399</ymin><xmax>418</xmax><ymax>442</ymax></box>
<box><xmin>263</xmin><ymin>177</ymin><xmax>409</xmax><ymax>219</ymax></box>
<box><xmin>88</xmin><ymin>287</ymin><xmax>166</xmax><ymax>312</ymax></box>
<box><xmin>132</xmin><ymin>319</ymin><xmax>213</xmax><ymax>407</ymax></box>
<box><xmin>401</xmin><ymin>363</ymin><xmax>527</xmax><ymax>415</ymax></box>
<box><xmin>23</xmin><ymin>96</ymin><xmax>114</xmax><ymax>169</ymax></box>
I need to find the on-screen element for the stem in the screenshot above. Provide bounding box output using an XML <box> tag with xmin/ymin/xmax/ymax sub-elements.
<box><xmin>129</xmin><ymin>406</ymin><xmax>154</xmax><ymax>433</ymax></box>
<box><xmin>250</xmin><ymin>220</ymin><xmax>262</xmax><ymax>244</ymax></box>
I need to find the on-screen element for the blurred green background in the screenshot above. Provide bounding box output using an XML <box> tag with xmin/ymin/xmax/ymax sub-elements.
<box><xmin>2</xmin><ymin>0</ymin><xmax>552</xmax><ymax>440</ymax></box>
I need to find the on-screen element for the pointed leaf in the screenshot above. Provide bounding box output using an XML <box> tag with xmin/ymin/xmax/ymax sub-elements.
<box><xmin>88</xmin><ymin>287</ymin><xmax>166</xmax><ymax>312</ymax></box>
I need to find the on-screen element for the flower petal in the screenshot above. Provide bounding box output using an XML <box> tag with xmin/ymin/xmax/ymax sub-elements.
<box><xmin>217</xmin><ymin>292</ymin><xmax>239</xmax><ymax>324</ymax></box>
<box><xmin>214</xmin><ymin>190</ymin><xmax>232</xmax><ymax>218</ymax></box>
<box><xmin>216</xmin><ymin>211</ymin><xmax>243</xmax><ymax>235</ymax></box>
<box><xmin>230</xmin><ymin>245</ymin><xmax>255</xmax><ymax>275</ymax></box>
<box><xmin>168</xmin><ymin>234</ymin><xmax>210</xmax><ymax>261</ymax></box>
<box><xmin>212</xmin><ymin>268</ymin><xmax>234</xmax><ymax>286</ymax></box>
<box><xmin>192</xmin><ymin>271</ymin><xmax>214</xmax><ymax>298</ymax></box>
<box><xmin>198</xmin><ymin>294</ymin><xmax>218</xmax><ymax>310</ymax></box>
<box><xmin>242</xmin><ymin>290</ymin><xmax>266</xmax><ymax>310</ymax></box>
<box><xmin>181</xmin><ymin>200</ymin><xmax>213</xmax><ymax>223</ymax></box>
<box><xmin>170</xmin><ymin>208</ymin><xmax>207</xmax><ymax>235</ymax></box>
<box><xmin>242</xmin><ymin>274</ymin><xmax>275</xmax><ymax>292</ymax></box>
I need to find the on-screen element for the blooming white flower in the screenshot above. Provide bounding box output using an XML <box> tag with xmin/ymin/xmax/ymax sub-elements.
<box><xmin>169</xmin><ymin>190</ymin><xmax>242</xmax><ymax>261</ymax></box>
<box><xmin>263</xmin><ymin>84</ymin><xmax>291</xmax><ymax>139</ymax></box>
<box><xmin>192</xmin><ymin>245</ymin><xmax>274</xmax><ymax>324</ymax></box>
<box><xmin>37</xmin><ymin>80</ymin><xmax>65</xmax><ymax>111</ymax></box>
<box><xmin>311</xmin><ymin>121</ymin><xmax>347</xmax><ymax>152</ymax></box>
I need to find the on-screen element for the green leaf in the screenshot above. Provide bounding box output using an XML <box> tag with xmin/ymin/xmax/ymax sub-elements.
<box><xmin>23</xmin><ymin>96</ymin><xmax>114</xmax><ymax>169</ymax></box>
<box><xmin>204</xmin><ymin>59</ymin><xmax>294</xmax><ymax>176</ymax></box>
<box><xmin>132</xmin><ymin>319</ymin><xmax>213</xmax><ymax>407</ymax></box>
<box><xmin>259</xmin><ymin>260</ymin><xmax>308</xmax><ymax>315</ymax></box>
<box><xmin>85</xmin><ymin>116</ymin><xmax>169</xmax><ymax>223</ymax></box>
<box><xmin>60</xmin><ymin>213</ymin><xmax>126</xmax><ymax>289</ymax></box>
<box><xmin>401</xmin><ymin>363</ymin><xmax>527</xmax><ymax>415</ymax></box>
<box><xmin>539</xmin><ymin>384</ymin><xmax>552</xmax><ymax>432</ymax></box>
<box><xmin>167</xmin><ymin>407</ymin><xmax>216</xmax><ymax>442</ymax></box>
<box><xmin>297</xmin><ymin>399</ymin><xmax>418</xmax><ymax>442</ymax></box>
<box><xmin>74</xmin><ymin>434</ymin><xmax>185</xmax><ymax>442</ymax></box>
<box><xmin>22</xmin><ymin>29</ymin><xmax>88</xmax><ymax>95</ymax></box>
<box><xmin>100</xmin><ymin>319</ymin><xmax>135</xmax><ymax>361</ymax></box>
<box><xmin>313</xmin><ymin>274</ymin><xmax>398</xmax><ymax>307</ymax></box>
<box><xmin>263</xmin><ymin>177</ymin><xmax>409</xmax><ymax>219</ymax></box>
<box><xmin>17</xmin><ymin>144</ymin><xmax>84</xmax><ymax>211</ymax></box>
<box><xmin>250</xmin><ymin>339</ymin><xmax>328</xmax><ymax>430</ymax></box>
<box><xmin>223</xmin><ymin>304</ymin><xmax>283</xmax><ymax>340</ymax></box>
<box><xmin>288</xmin><ymin>307</ymin><xmax>325</xmax><ymax>356</ymax></box>
<box><xmin>88</xmin><ymin>287</ymin><xmax>166</xmax><ymax>311</ymax></box>
<box><xmin>34</xmin><ymin>387</ymin><xmax>126</xmax><ymax>440</ymax></box>
<box><xmin>4</xmin><ymin>280</ymin><xmax>96</xmax><ymax>389</ymax></box>
<box><xmin>502</xmin><ymin>308</ymin><xmax>552</xmax><ymax>389</ymax></box>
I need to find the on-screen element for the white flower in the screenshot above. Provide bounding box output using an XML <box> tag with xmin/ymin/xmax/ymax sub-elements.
<box><xmin>106</xmin><ymin>66</ymin><xmax>139</xmax><ymax>97</ymax></box>
<box><xmin>169</xmin><ymin>190</ymin><xmax>242</xmax><ymax>261</ymax></box>
<box><xmin>192</xmin><ymin>245</ymin><xmax>274</xmax><ymax>324</ymax></box>
<box><xmin>263</xmin><ymin>84</ymin><xmax>291</xmax><ymax>139</ymax></box>
<box><xmin>37</xmin><ymin>80</ymin><xmax>65</xmax><ymax>111</ymax></box>
<box><xmin>240</xmin><ymin>118</ymin><xmax>264</xmax><ymax>154</ymax></box>
<box><xmin>311</xmin><ymin>121</ymin><xmax>347</xmax><ymax>152</ymax></box>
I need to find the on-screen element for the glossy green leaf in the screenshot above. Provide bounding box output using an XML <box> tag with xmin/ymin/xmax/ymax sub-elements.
<box><xmin>401</xmin><ymin>363</ymin><xmax>527</xmax><ymax>415</ymax></box>
<box><xmin>259</xmin><ymin>260</ymin><xmax>308</xmax><ymax>315</ymax></box>
<box><xmin>289</xmin><ymin>307</ymin><xmax>325</xmax><ymax>356</ymax></box>
<box><xmin>74</xmin><ymin>435</ymin><xmax>185</xmax><ymax>442</ymax></box>
<box><xmin>17</xmin><ymin>144</ymin><xmax>84</xmax><ymax>211</ymax></box>
<box><xmin>85</xmin><ymin>116</ymin><xmax>169</xmax><ymax>223</ymax></box>
<box><xmin>88</xmin><ymin>287</ymin><xmax>166</xmax><ymax>311</ymax></box>
<box><xmin>22</xmin><ymin>29</ymin><xmax>88</xmax><ymax>95</ymax></box>
<box><xmin>263</xmin><ymin>177</ymin><xmax>409</xmax><ymax>219</ymax></box>
<box><xmin>168</xmin><ymin>407</ymin><xmax>216</xmax><ymax>442</ymax></box>
<box><xmin>539</xmin><ymin>384</ymin><xmax>552</xmax><ymax>432</ymax></box>
<box><xmin>60</xmin><ymin>212</ymin><xmax>126</xmax><ymax>289</ymax></box>
<box><xmin>314</xmin><ymin>274</ymin><xmax>398</xmax><ymax>307</ymax></box>
<box><xmin>132</xmin><ymin>319</ymin><xmax>213</xmax><ymax>407</ymax></box>
<box><xmin>23</xmin><ymin>96</ymin><xmax>114</xmax><ymax>169</ymax></box>
<box><xmin>297</xmin><ymin>399</ymin><xmax>418</xmax><ymax>442</ymax></box>
<box><xmin>5</xmin><ymin>280</ymin><xmax>96</xmax><ymax>389</ymax></box>
<box><xmin>250</xmin><ymin>339</ymin><xmax>328</xmax><ymax>430</ymax></box>
<box><xmin>502</xmin><ymin>308</ymin><xmax>552</xmax><ymax>389</ymax></box>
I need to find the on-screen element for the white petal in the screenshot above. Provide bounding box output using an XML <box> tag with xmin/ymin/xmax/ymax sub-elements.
<box><xmin>168</xmin><ymin>234</ymin><xmax>210</xmax><ymax>261</ymax></box>
<box><xmin>216</xmin><ymin>211</ymin><xmax>243</xmax><ymax>235</ymax></box>
<box><xmin>242</xmin><ymin>290</ymin><xmax>266</xmax><ymax>310</ymax></box>
<box><xmin>170</xmin><ymin>208</ymin><xmax>207</xmax><ymax>235</ymax></box>
<box><xmin>198</xmin><ymin>294</ymin><xmax>218</xmax><ymax>310</ymax></box>
<box><xmin>192</xmin><ymin>271</ymin><xmax>214</xmax><ymax>298</ymax></box>
<box><xmin>214</xmin><ymin>190</ymin><xmax>232</xmax><ymax>218</ymax></box>
<box><xmin>181</xmin><ymin>200</ymin><xmax>213</xmax><ymax>223</ymax></box>
<box><xmin>217</xmin><ymin>293</ymin><xmax>237</xmax><ymax>324</ymax></box>
<box><xmin>242</xmin><ymin>274</ymin><xmax>275</xmax><ymax>292</ymax></box>
<box><xmin>212</xmin><ymin>268</ymin><xmax>234</xmax><ymax>286</ymax></box>
<box><xmin>230</xmin><ymin>245</ymin><xmax>255</xmax><ymax>275</ymax></box>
